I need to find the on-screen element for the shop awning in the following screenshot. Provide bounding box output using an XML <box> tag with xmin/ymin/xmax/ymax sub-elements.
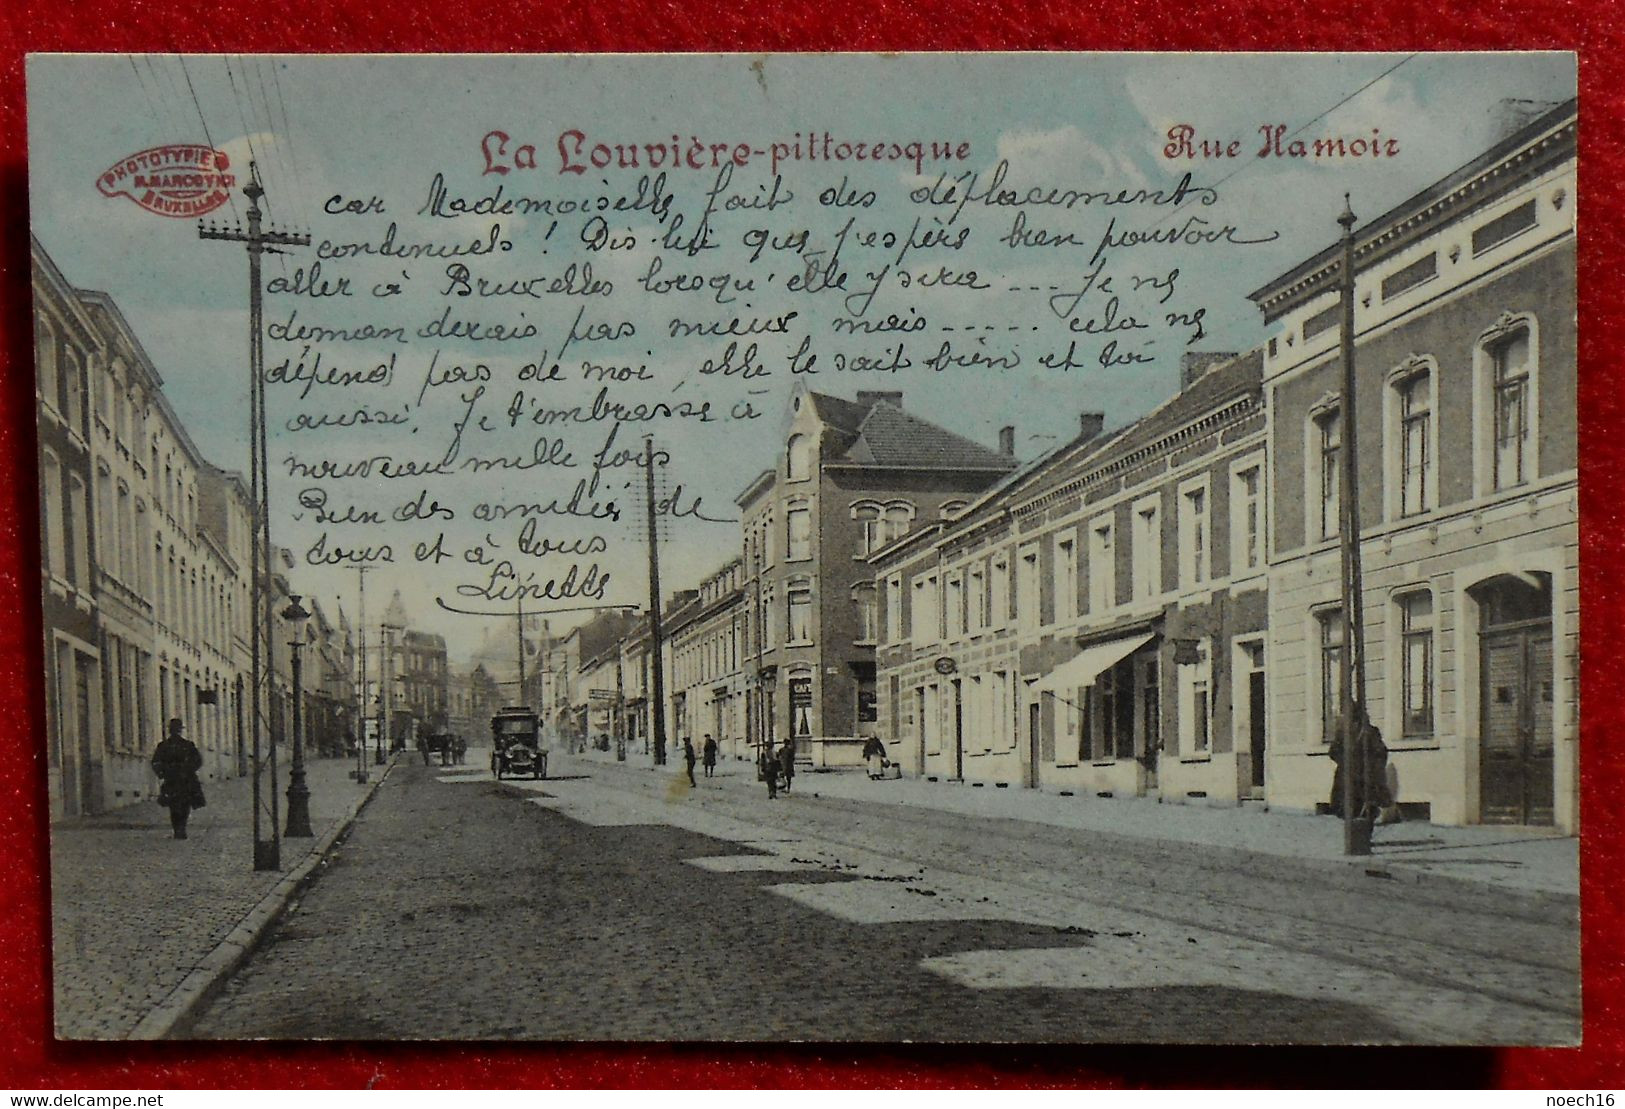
<box><xmin>1031</xmin><ymin>632</ymin><xmax>1155</xmax><ymax>695</ymax></box>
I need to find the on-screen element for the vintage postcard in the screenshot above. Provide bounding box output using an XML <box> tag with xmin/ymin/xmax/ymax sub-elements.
<box><xmin>27</xmin><ymin>52</ymin><xmax>1578</xmax><ymax>1043</ymax></box>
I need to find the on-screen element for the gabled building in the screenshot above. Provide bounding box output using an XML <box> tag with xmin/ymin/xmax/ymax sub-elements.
<box><xmin>739</xmin><ymin>386</ymin><xmax>1019</xmax><ymax>766</ymax></box>
<box><xmin>1250</xmin><ymin>98</ymin><xmax>1577</xmax><ymax>830</ymax></box>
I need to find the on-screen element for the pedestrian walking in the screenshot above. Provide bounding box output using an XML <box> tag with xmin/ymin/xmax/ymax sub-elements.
<box><xmin>417</xmin><ymin>734</ymin><xmax>431</xmax><ymax>765</ymax></box>
<box><xmin>1361</xmin><ymin>724</ymin><xmax>1401</xmax><ymax>825</ymax></box>
<box><xmin>778</xmin><ymin>738</ymin><xmax>796</xmax><ymax>794</ymax></box>
<box><xmin>701</xmin><ymin>734</ymin><xmax>718</xmax><ymax>778</ymax></box>
<box><xmin>762</xmin><ymin>748</ymin><xmax>780</xmax><ymax>799</ymax></box>
<box><xmin>863</xmin><ymin>735</ymin><xmax>887</xmax><ymax>779</ymax></box>
<box><xmin>151</xmin><ymin>718</ymin><xmax>204</xmax><ymax>840</ymax></box>
<box><xmin>683</xmin><ymin>738</ymin><xmax>697</xmax><ymax>787</ymax></box>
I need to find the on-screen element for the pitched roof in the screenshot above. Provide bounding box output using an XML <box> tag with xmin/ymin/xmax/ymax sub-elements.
<box><xmin>807</xmin><ymin>392</ymin><xmax>876</xmax><ymax>437</ymax></box>
<box><xmin>876</xmin><ymin>351</ymin><xmax>1263</xmax><ymax>562</ymax></box>
<box><xmin>817</xmin><ymin>394</ymin><xmax>1017</xmax><ymax>472</ymax></box>
<box><xmin>1092</xmin><ymin>349</ymin><xmax>1264</xmax><ymax>465</ymax></box>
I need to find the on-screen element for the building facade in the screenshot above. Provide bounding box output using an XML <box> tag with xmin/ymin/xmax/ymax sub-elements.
<box><xmin>665</xmin><ymin>559</ymin><xmax>749</xmax><ymax>759</ymax></box>
<box><xmin>738</xmin><ymin>386</ymin><xmax>1019</xmax><ymax>767</ymax></box>
<box><xmin>35</xmin><ymin>242</ymin><xmax>104</xmax><ymax>819</ymax></box>
<box><xmin>874</xmin><ymin>352</ymin><xmax>1272</xmax><ymax>803</ymax></box>
<box><xmin>1251</xmin><ymin>98</ymin><xmax>1578</xmax><ymax>830</ymax></box>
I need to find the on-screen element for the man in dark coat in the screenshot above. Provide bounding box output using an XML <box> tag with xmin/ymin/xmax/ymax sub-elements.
<box><xmin>701</xmin><ymin>735</ymin><xmax>718</xmax><ymax>778</ymax></box>
<box><xmin>151</xmin><ymin>718</ymin><xmax>204</xmax><ymax>840</ymax></box>
<box><xmin>778</xmin><ymin>738</ymin><xmax>797</xmax><ymax>794</ymax></box>
<box><xmin>682</xmin><ymin>738</ymin><xmax>697</xmax><ymax>787</ymax></box>
<box><xmin>762</xmin><ymin>747</ymin><xmax>780</xmax><ymax>799</ymax></box>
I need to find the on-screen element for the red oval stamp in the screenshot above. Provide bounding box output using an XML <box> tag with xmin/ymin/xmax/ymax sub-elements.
<box><xmin>96</xmin><ymin>144</ymin><xmax>235</xmax><ymax>218</ymax></box>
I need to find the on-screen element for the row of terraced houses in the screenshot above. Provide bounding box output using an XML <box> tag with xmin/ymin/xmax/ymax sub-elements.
<box><xmin>589</xmin><ymin>99</ymin><xmax>1576</xmax><ymax>832</ymax></box>
<box><xmin>34</xmin><ymin>238</ymin><xmax>450</xmax><ymax>821</ymax></box>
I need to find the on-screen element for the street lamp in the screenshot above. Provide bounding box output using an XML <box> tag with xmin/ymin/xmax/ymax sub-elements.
<box><xmin>282</xmin><ymin>594</ymin><xmax>314</xmax><ymax>838</ymax></box>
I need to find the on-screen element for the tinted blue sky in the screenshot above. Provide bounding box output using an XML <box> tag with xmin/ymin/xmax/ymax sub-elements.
<box><xmin>28</xmin><ymin>53</ymin><xmax>1575</xmax><ymax>657</ymax></box>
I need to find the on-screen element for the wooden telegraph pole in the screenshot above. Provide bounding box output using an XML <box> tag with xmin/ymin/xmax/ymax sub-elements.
<box><xmin>644</xmin><ymin>437</ymin><xmax>669</xmax><ymax>766</ymax></box>
<box><xmin>1336</xmin><ymin>194</ymin><xmax>1373</xmax><ymax>857</ymax></box>
<box><xmin>199</xmin><ymin>161</ymin><xmax>309</xmax><ymax>871</ymax></box>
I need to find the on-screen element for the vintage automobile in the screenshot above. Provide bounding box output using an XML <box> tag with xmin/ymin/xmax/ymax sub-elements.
<box><xmin>490</xmin><ymin>706</ymin><xmax>547</xmax><ymax>780</ymax></box>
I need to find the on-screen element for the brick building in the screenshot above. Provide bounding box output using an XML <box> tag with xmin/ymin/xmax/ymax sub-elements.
<box><xmin>737</xmin><ymin>386</ymin><xmax>1019</xmax><ymax>766</ymax></box>
<box><xmin>873</xmin><ymin>349</ymin><xmax>1270</xmax><ymax>802</ymax></box>
<box><xmin>1251</xmin><ymin>98</ymin><xmax>1577</xmax><ymax>829</ymax></box>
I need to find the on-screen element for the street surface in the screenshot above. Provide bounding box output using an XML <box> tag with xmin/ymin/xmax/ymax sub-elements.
<box><xmin>50</xmin><ymin>755</ymin><xmax>386</xmax><ymax>1039</ymax></box>
<box><xmin>186</xmin><ymin>750</ymin><xmax>1580</xmax><ymax>1044</ymax></box>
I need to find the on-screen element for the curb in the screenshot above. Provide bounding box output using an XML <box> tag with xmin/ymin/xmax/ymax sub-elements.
<box><xmin>581</xmin><ymin>755</ymin><xmax>1576</xmax><ymax>918</ymax></box>
<box><xmin>127</xmin><ymin>758</ymin><xmax>399</xmax><ymax>1040</ymax></box>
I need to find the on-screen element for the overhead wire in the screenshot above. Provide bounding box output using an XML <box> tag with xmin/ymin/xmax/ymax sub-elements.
<box><xmin>176</xmin><ymin>54</ymin><xmax>243</xmax><ymax>226</ymax></box>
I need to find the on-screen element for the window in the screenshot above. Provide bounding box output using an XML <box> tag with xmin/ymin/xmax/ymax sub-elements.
<box><xmin>967</xmin><ymin>564</ymin><xmax>986</xmax><ymax>634</ymax></box>
<box><xmin>1088</xmin><ymin>518</ymin><xmax>1115</xmax><ymax>613</ymax></box>
<box><xmin>1490</xmin><ymin>328</ymin><xmax>1532</xmax><ymax>490</ymax></box>
<box><xmin>63</xmin><ymin>350</ymin><xmax>83</xmax><ymax>435</ymax></box>
<box><xmin>989</xmin><ymin>557</ymin><xmax>1009</xmax><ymax>630</ymax></box>
<box><xmin>1303</xmin><ymin>305</ymin><xmax>1339</xmax><ymax>342</ymax></box>
<box><xmin>786</xmin><ymin>434</ymin><xmax>811</xmax><ymax>481</ymax></box>
<box><xmin>1381</xmin><ymin>252</ymin><xmax>1438</xmax><ymax>301</ymax></box>
<box><xmin>786</xmin><ymin>506</ymin><xmax>811</xmax><ymax>561</ymax></box>
<box><xmin>941</xmin><ymin>500</ymin><xmax>968</xmax><ymax>519</ymax></box>
<box><xmin>885</xmin><ymin>577</ymin><xmax>903</xmax><ymax>643</ymax></box>
<box><xmin>1098</xmin><ymin>660</ymin><xmax>1136</xmax><ymax>760</ymax></box>
<box><xmin>883</xmin><ymin>502</ymin><xmax>914</xmax><ymax>544</ymax></box>
<box><xmin>1472</xmin><ymin>198</ymin><xmax>1537</xmax><ymax>256</ymax></box>
<box><xmin>1016</xmin><ymin>547</ymin><xmax>1041</xmax><ymax>632</ymax></box>
<box><xmin>1398</xmin><ymin>591</ymin><xmax>1434</xmax><ymax>738</ymax></box>
<box><xmin>1394</xmin><ymin>369</ymin><xmax>1433</xmax><ymax>516</ymax></box>
<box><xmin>762</xmin><ymin>586</ymin><xmax>776</xmax><ymax>648</ymax></box>
<box><xmin>1317</xmin><ymin>609</ymin><xmax>1344</xmax><ymax>744</ymax></box>
<box><xmin>36</xmin><ymin>321</ymin><xmax>59</xmax><ymax>411</ymax></box>
<box><xmin>945</xmin><ymin>574</ymin><xmax>964</xmax><ymax>639</ymax></box>
<box><xmin>1132</xmin><ymin>497</ymin><xmax>1161</xmax><ymax>600</ymax></box>
<box><xmin>67</xmin><ymin>475</ymin><xmax>88</xmax><ymax>589</ymax></box>
<box><xmin>1178</xmin><ymin>640</ymin><xmax>1211</xmax><ymax>754</ymax></box>
<box><xmin>1231</xmin><ymin>464</ymin><xmax>1263</xmax><ymax>572</ymax></box>
<box><xmin>1054</xmin><ymin>536</ymin><xmax>1077</xmax><ymax>622</ymax></box>
<box><xmin>1178</xmin><ymin>480</ymin><xmax>1209</xmax><ymax>588</ymax></box>
<box><xmin>41</xmin><ymin>452</ymin><xmax>64</xmax><ymax>579</ymax></box>
<box><xmin>852</xmin><ymin>503</ymin><xmax>882</xmax><ymax>554</ymax></box>
<box><xmin>913</xmin><ymin>574</ymin><xmax>939</xmax><ymax>646</ymax></box>
<box><xmin>1313</xmin><ymin>406</ymin><xmax>1341</xmax><ymax>541</ymax></box>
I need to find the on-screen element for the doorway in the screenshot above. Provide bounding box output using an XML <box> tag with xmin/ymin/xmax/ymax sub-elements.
<box><xmin>1249</xmin><ymin>670</ymin><xmax>1267</xmax><ymax>792</ymax></box>
<box><xmin>1027</xmin><ymin>700</ymin><xmax>1041</xmax><ymax>789</ymax></box>
<box><xmin>1475</xmin><ymin>574</ymin><xmax>1555</xmax><ymax>825</ymax></box>
<box><xmin>952</xmin><ymin>679</ymin><xmax>964</xmax><ymax>780</ymax></box>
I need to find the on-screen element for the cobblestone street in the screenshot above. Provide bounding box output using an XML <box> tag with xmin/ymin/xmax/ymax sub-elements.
<box><xmin>182</xmin><ymin>751</ymin><xmax>1580</xmax><ymax>1044</ymax></box>
<box><xmin>50</xmin><ymin>754</ymin><xmax>391</xmax><ymax>1038</ymax></box>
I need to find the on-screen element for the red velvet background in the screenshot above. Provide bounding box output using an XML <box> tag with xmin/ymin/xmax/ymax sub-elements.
<box><xmin>0</xmin><ymin>3</ymin><xmax>1618</xmax><ymax>1090</ymax></box>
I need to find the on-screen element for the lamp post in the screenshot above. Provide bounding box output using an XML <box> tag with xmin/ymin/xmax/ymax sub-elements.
<box><xmin>376</xmin><ymin>622</ymin><xmax>391</xmax><ymax>764</ymax></box>
<box><xmin>353</xmin><ymin>567</ymin><xmax>370</xmax><ymax>784</ymax></box>
<box><xmin>282</xmin><ymin>594</ymin><xmax>314</xmax><ymax>838</ymax></box>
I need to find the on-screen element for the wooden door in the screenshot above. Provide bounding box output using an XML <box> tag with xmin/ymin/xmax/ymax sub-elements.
<box><xmin>1480</xmin><ymin>626</ymin><xmax>1555</xmax><ymax>825</ymax></box>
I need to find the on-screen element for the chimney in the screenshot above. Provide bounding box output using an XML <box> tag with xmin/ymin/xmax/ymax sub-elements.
<box><xmin>1180</xmin><ymin>351</ymin><xmax>1237</xmax><ymax>389</ymax></box>
<box><xmin>856</xmin><ymin>390</ymin><xmax>904</xmax><ymax>410</ymax></box>
<box><xmin>1079</xmin><ymin>412</ymin><xmax>1105</xmax><ymax>441</ymax></box>
<box><xmin>998</xmin><ymin>425</ymin><xmax>1015</xmax><ymax>455</ymax></box>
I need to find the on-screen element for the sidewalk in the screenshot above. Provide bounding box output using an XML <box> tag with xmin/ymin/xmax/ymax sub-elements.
<box><xmin>567</xmin><ymin>745</ymin><xmax>1577</xmax><ymax>900</ymax></box>
<box><xmin>49</xmin><ymin>754</ymin><xmax>394</xmax><ymax>1039</ymax></box>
